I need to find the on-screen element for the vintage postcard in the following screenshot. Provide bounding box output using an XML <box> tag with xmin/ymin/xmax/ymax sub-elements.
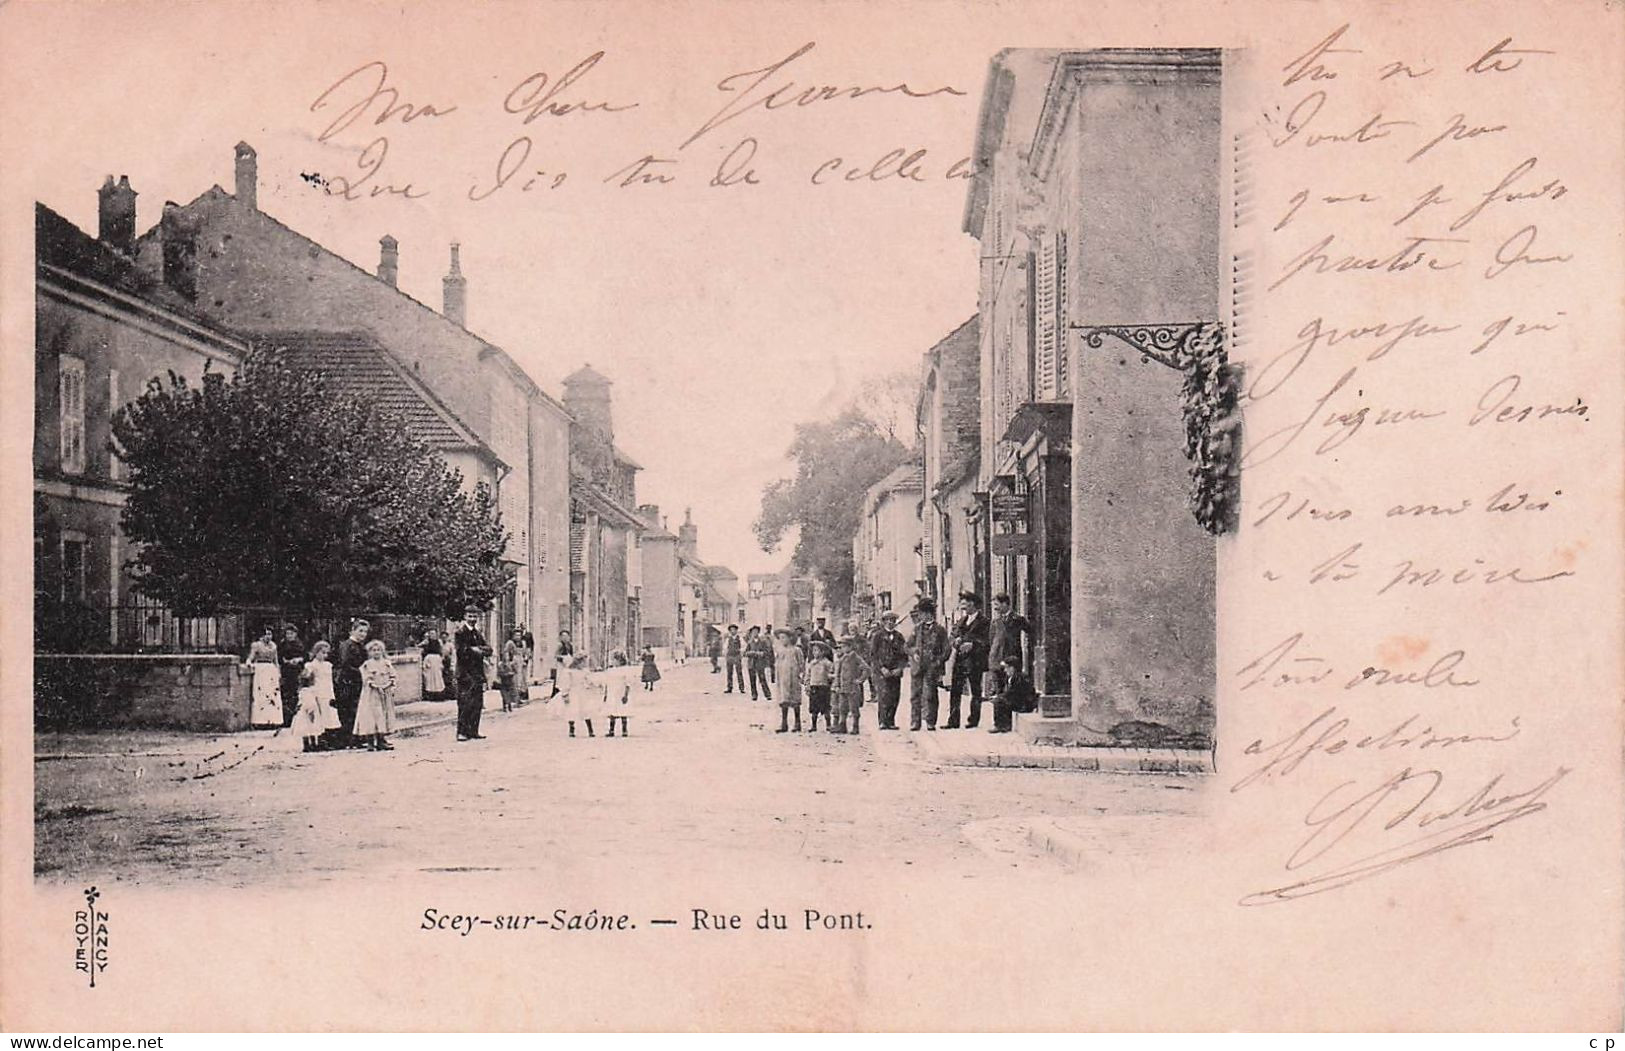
<box><xmin>1</xmin><ymin>0</ymin><xmax>1620</xmax><ymax>1033</ymax></box>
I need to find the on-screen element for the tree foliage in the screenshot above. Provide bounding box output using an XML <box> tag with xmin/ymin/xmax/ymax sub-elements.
<box><xmin>754</xmin><ymin>407</ymin><xmax>910</xmax><ymax>613</ymax></box>
<box><xmin>110</xmin><ymin>349</ymin><xmax>510</xmax><ymax>617</ymax></box>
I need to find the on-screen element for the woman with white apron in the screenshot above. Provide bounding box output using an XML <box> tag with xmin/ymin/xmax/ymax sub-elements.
<box><xmin>247</xmin><ymin>627</ymin><xmax>283</xmax><ymax>728</ymax></box>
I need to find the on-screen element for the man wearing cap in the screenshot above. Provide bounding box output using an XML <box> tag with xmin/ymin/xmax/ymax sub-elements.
<box><xmin>722</xmin><ymin>624</ymin><xmax>746</xmax><ymax>694</ymax></box>
<box><xmin>945</xmin><ymin>592</ymin><xmax>989</xmax><ymax>730</ymax></box>
<box><xmin>454</xmin><ymin>607</ymin><xmax>492</xmax><ymax>741</ymax></box>
<box><xmin>867</xmin><ymin>611</ymin><xmax>908</xmax><ymax>730</ymax></box>
<box><xmin>908</xmin><ymin>598</ymin><xmax>951</xmax><ymax>731</ymax></box>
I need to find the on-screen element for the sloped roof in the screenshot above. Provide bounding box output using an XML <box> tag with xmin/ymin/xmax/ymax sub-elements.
<box><xmin>564</xmin><ymin>363</ymin><xmax>612</xmax><ymax>386</ymax></box>
<box><xmin>132</xmin><ymin>183</ymin><xmax>568</xmax><ymax>418</ymax></box>
<box><xmin>35</xmin><ymin>203</ymin><xmax>241</xmax><ymax>343</ymax></box>
<box><xmin>261</xmin><ymin>330</ymin><xmax>493</xmax><ymax>455</ymax></box>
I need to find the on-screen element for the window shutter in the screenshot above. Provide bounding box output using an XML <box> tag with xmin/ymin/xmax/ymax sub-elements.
<box><xmin>59</xmin><ymin>356</ymin><xmax>86</xmax><ymax>475</ymax></box>
<box><xmin>1033</xmin><ymin>231</ymin><xmax>1068</xmax><ymax>399</ymax></box>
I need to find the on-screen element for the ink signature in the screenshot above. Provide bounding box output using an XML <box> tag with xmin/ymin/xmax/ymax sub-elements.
<box><xmin>1241</xmin><ymin>765</ymin><xmax>1568</xmax><ymax>905</ymax></box>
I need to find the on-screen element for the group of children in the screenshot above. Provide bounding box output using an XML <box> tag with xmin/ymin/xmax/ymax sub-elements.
<box><xmin>552</xmin><ymin>654</ymin><xmax>634</xmax><ymax>739</ymax></box>
<box><xmin>769</xmin><ymin>630</ymin><xmax>870</xmax><ymax>734</ymax></box>
<box><xmin>287</xmin><ymin>637</ymin><xmax>399</xmax><ymax>753</ymax></box>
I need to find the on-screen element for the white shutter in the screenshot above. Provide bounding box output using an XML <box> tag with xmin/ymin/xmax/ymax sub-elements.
<box><xmin>108</xmin><ymin>368</ymin><xmax>121</xmax><ymax>480</ymax></box>
<box><xmin>1033</xmin><ymin>231</ymin><xmax>1068</xmax><ymax>400</ymax></box>
<box><xmin>59</xmin><ymin>356</ymin><xmax>86</xmax><ymax>475</ymax></box>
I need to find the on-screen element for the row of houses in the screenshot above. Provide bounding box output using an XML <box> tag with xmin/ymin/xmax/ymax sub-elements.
<box><xmin>852</xmin><ymin>48</ymin><xmax>1236</xmax><ymax>749</ymax></box>
<box><xmin>34</xmin><ymin>141</ymin><xmax>741</xmax><ymax>668</ymax></box>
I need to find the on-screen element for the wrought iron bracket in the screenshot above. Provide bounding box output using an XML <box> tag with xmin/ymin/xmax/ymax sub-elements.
<box><xmin>1071</xmin><ymin>322</ymin><xmax>1221</xmax><ymax>371</ymax></box>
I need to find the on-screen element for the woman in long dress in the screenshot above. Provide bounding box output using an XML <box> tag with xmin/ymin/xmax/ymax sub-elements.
<box><xmin>247</xmin><ymin>627</ymin><xmax>283</xmax><ymax>728</ymax></box>
<box><xmin>420</xmin><ymin>628</ymin><xmax>446</xmax><ymax>699</ymax></box>
<box><xmin>352</xmin><ymin>640</ymin><xmax>397</xmax><ymax>750</ymax></box>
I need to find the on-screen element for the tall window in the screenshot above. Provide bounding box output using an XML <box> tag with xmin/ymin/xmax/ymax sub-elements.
<box><xmin>58</xmin><ymin>355</ymin><xmax>86</xmax><ymax>475</ymax></box>
<box><xmin>60</xmin><ymin>532</ymin><xmax>87</xmax><ymax>602</ymax></box>
<box><xmin>107</xmin><ymin>369</ymin><xmax>122</xmax><ymax>480</ymax></box>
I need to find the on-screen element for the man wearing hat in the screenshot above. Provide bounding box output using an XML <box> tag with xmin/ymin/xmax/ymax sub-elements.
<box><xmin>454</xmin><ymin>607</ymin><xmax>492</xmax><ymax>741</ymax></box>
<box><xmin>867</xmin><ymin>611</ymin><xmax>908</xmax><ymax>730</ymax></box>
<box><xmin>908</xmin><ymin>598</ymin><xmax>951</xmax><ymax>731</ymax></box>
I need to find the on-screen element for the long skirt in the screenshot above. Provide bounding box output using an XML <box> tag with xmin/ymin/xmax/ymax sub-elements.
<box><xmin>294</xmin><ymin>686</ymin><xmax>332</xmax><ymax>737</ymax></box>
<box><xmin>422</xmin><ymin>653</ymin><xmax>446</xmax><ymax>695</ymax></box>
<box><xmin>353</xmin><ymin>684</ymin><xmax>395</xmax><ymax>736</ymax></box>
<box><xmin>250</xmin><ymin>663</ymin><xmax>283</xmax><ymax>727</ymax></box>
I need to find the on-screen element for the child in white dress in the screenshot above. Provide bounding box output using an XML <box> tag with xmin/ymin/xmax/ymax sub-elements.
<box><xmin>353</xmin><ymin>640</ymin><xmax>397</xmax><ymax>751</ymax></box>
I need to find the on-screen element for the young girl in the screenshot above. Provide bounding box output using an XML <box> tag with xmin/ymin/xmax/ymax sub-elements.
<box><xmin>606</xmin><ymin>675</ymin><xmax>632</xmax><ymax>737</ymax></box>
<box><xmin>247</xmin><ymin>626</ymin><xmax>282</xmax><ymax>729</ymax></box>
<box><xmin>499</xmin><ymin>629</ymin><xmax>523</xmax><ymax>712</ymax></box>
<box><xmin>562</xmin><ymin>655</ymin><xmax>597</xmax><ymax>739</ymax></box>
<box><xmin>805</xmin><ymin>641</ymin><xmax>835</xmax><ymax>732</ymax></box>
<box><xmin>353</xmin><ymin>639</ymin><xmax>397</xmax><ymax>751</ymax></box>
<box><xmin>293</xmin><ymin>665</ymin><xmax>323</xmax><ymax>752</ymax></box>
<box><xmin>773</xmin><ymin>629</ymin><xmax>805</xmax><ymax>733</ymax></box>
<box><xmin>640</xmin><ymin>645</ymin><xmax>661</xmax><ymax>691</ymax></box>
<box><xmin>420</xmin><ymin>628</ymin><xmax>446</xmax><ymax>700</ymax></box>
<box><xmin>306</xmin><ymin>640</ymin><xmax>341</xmax><ymax>743</ymax></box>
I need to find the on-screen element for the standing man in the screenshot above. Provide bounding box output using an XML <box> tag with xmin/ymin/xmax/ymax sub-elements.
<box><xmin>723</xmin><ymin>624</ymin><xmax>746</xmax><ymax>693</ymax></box>
<box><xmin>987</xmin><ymin>593</ymin><xmax>1032</xmax><ymax>697</ymax></box>
<box><xmin>867</xmin><ymin>611</ymin><xmax>908</xmax><ymax>730</ymax></box>
<box><xmin>746</xmin><ymin>626</ymin><xmax>774</xmax><ymax>701</ymax></box>
<box><xmin>945</xmin><ymin>592</ymin><xmax>990</xmax><ymax>730</ymax></box>
<box><xmin>455</xmin><ymin>607</ymin><xmax>492</xmax><ymax>742</ymax></box>
<box><xmin>707</xmin><ymin>630</ymin><xmax>722</xmax><ymax>673</ymax></box>
<box><xmin>277</xmin><ymin>623</ymin><xmax>307</xmax><ymax>729</ymax></box>
<box><xmin>328</xmin><ymin>619</ymin><xmax>369</xmax><ymax>750</ymax></box>
<box><xmin>908</xmin><ymin>598</ymin><xmax>951</xmax><ymax>731</ymax></box>
<box><xmin>809</xmin><ymin>617</ymin><xmax>837</xmax><ymax>656</ymax></box>
<box><xmin>764</xmin><ymin>625</ymin><xmax>777</xmax><ymax>682</ymax></box>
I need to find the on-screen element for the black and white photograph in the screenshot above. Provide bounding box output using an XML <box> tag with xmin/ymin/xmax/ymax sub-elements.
<box><xmin>1</xmin><ymin>0</ymin><xmax>1621</xmax><ymax>1035</ymax></box>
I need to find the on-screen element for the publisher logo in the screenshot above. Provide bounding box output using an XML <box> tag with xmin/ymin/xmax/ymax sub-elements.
<box><xmin>74</xmin><ymin>886</ymin><xmax>108</xmax><ymax>988</ymax></box>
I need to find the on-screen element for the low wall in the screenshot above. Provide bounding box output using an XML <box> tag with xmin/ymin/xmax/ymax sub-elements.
<box><xmin>36</xmin><ymin>652</ymin><xmax>426</xmax><ymax>733</ymax></box>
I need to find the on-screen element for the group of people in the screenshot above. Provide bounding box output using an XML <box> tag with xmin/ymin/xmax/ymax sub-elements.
<box><xmin>714</xmin><ymin>591</ymin><xmax>1037</xmax><ymax>736</ymax></box>
<box><xmin>244</xmin><ymin>608</ymin><xmax>555</xmax><ymax>752</ymax></box>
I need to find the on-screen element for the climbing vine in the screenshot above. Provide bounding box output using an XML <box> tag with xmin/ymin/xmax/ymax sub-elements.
<box><xmin>1179</xmin><ymin>323</ymin><xmax>1241</xmax><ymax>536</ymax></box>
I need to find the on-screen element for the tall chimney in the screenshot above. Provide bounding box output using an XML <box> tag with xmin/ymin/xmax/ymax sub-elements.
<box><xmin>97</xmin><ymin>175</ymin><xmax>137</xmax><ymax>254</ymax></box>
<box><xmin>234</xmin><ymin>142</ymin><xmax>257</xmax><ymax>211</ymax></box>
<box><xmin>160</xmin><ymin>202</ymin><xmax>199</xmax><ymax>299</ymax></box>
<box><xmin>442</xmin><ymin>242</ymin><xmax>467</xmax><ymax>326</ymax></box>
<box><xmin>378</xmin><ymin>234</ymin><xmax>399</xmax><ymax>287</ymax></box>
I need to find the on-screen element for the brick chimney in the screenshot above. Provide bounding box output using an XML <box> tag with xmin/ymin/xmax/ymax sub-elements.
<box><xmin>234</xmin><ymin>142</ymin><xmax>257</xmax><ymax>211</ymax></box>
<box><xmin>442</xmin><ymin>242</ymin><xmax>467</xmax><ymax>326</ymax></box>
<box><xmin>378</xmin><ymin>234</ymin><xmax>399</xmax><ymax>287</ymax></box>
<box><xmin>160</xmin><ymin>202</ymin><xmax>199</xmax><ymax>299</ymax></box>
<box><xmin>678</xmin><ymin>508</ymin><xmax>698</xmax><ymax>562</ymax></box>
<box><xmin>97</xmin><ymin>175</ymin><xmax>137</xmax><ymax>254</ymax></box>
<box><xmin>637</xmin><ymin>504</ymin><xmax>663</xmax><ymax>530</ymax></box>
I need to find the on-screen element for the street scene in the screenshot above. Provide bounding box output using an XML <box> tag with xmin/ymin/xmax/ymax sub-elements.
<box><xmin>32</xmin><ymin>46</ymin><xmax>1229</xmax><ymax>884</ymax></box>
<box><xmin>35</xmin><ymin>660</ymin><xmax>1202</xmax><ymax>885</ymax></box>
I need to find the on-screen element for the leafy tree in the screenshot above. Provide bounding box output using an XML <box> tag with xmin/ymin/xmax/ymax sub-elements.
<box><xmin>754</xmin><ymin>407</ymin><xmax>910</xmax><ymax>613</ymax></box>
<box><xmin>110</xmin><ymin>349</ymin><xmax>510</xmax><ymax>617</ymax></box>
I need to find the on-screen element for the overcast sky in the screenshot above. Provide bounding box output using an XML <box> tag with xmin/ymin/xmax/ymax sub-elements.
<box><xmin>9</xmin><ymin>2</ymin><xmax>1035</xmax><ymax>576</ymax></box>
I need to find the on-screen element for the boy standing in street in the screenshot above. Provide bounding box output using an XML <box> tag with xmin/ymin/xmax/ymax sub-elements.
<box><xmin>832</xmin><ymin>634</ymin><xmax>870</xmax><ymax>734</ymax></box>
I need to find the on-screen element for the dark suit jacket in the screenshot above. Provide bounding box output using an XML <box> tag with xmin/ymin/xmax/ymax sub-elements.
<box><xmin>950</xmin><ymin>612</ymin><xmax>989</xmax><ymax>675</ymax></box>
<box><xmin>455</xmin><ymin>625</ymin><xmax>489</xmax><ymax>684</ymax></box>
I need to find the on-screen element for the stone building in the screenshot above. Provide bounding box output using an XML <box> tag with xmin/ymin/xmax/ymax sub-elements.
<box><xmin>33</xmin><ymin>194</ymin><xmax>248</xmax><ymax>654</ymax></box>
<box><xmin>916</xmin><ymin>316</ymin><xmax>982</xmax><ymax>609</ymax></box>
<box><xmin>126</xmin><ymin>142</ymin><xmax>573</xmax><ymax>646</ymax></box>
<box><xmin>744</xmin><ymin>564</ymin><xmax>817</xmax><ymax>632</ymax></box>
<box><xmin>965</xmin><ymin>49</ymin><xmax>1228</xmax><ymax>746</ymax></box>
<box><xmin>634</xmin><ymin>504</ymin><xmax>680</xmax><ymax>652</ymax></box>
<box><xmin>563</xmin><ymin>364</ymin><xmax>645</xmax><ymax>665</ymax></box>
<box><xmin>851</xmin><ymin>461</ymin><xmax>924</xmax><ymax>619</ymax></box>
<box><xmin>674</xmin><ymin>509</ymin><xmax>739</xmax><ymax>650</ymax></box>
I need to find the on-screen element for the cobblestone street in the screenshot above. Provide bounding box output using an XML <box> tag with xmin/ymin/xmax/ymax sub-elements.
<box><xmin>35</xmin><ymin>662</ymin><xmax>1204</xmax><ymax>887</ymax></box>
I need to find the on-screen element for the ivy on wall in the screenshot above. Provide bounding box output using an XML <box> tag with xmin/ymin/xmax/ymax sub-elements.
<box><xmin>1178</xmin><ymin>323</ymin><xmax>1240</xmax><ymax>536</ymax></box>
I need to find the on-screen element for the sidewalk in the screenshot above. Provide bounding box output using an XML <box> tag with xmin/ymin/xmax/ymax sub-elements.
<box><xmin>865</xmin><ymin>721</ymin><xmax>1212</xmax><ymax>774</ymax></box>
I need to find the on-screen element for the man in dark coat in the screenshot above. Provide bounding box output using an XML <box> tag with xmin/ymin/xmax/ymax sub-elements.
<box><xmin>987</xmin><ymin>592</ymin><xmax>1032</xmax><ymax>695</ymax></box>
<box><xmin>991</xmin><ymin>654</ymin><xmax>1038</xmax><ymax>732</ymax></box>
<box><xmin>908</xmin><ymin>598</ymin><xmax>951</xmax><ymax>731</ymax></box>
<box><xmin>945</xmin><ymin>592</ymin><xmax>990</xmax><ymax>730</ymax></box>
<box><xmin>722</xmin><ymin>624</ymin><xmax>746</xmax><ymax>693</ymax></box>
<box><xmin>277</xmin><ymin>624</ymin><xmax>307</xmax><ymax>728</ymax></box>
<box><xmin>327</xmin><ymin>619</ymin><xmax>369</xmax><ymax>749</ymax></box>
<box><xmin>867</xmin><ymin>611</ymin><xmax>908</xmax><ymax>730</ymax></box>
<box><xmin>809</xmin><ymin>617</ymin><xmax>837</xmax><ymax>656</ymax></box>
<box><xmin>454</xmin><ymin>608</ymin><xmax>492</xmax><ymax>741</ymax></box>
<box><xmin>746</xmin><ymin>626</ymin><xmax>774</xmax><ymax>701</ymax></box>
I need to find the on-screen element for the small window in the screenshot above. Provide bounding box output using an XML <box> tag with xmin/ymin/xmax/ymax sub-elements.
<box><xmin>61</xmin><ymin>533</ymin><xmax>87</xmax><ymax>602</ymax></box>
<box><xmin>59</xmin><ymin>356</ymin><xmax>87</xmax><ymax>475</ymax></box>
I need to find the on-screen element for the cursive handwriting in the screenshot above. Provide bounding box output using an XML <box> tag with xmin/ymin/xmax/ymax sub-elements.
<box><xmin>1241</xmin><ymin>765</ymin><xmax>1567</xmax><ymax>904</ymax></box>
<box><xmin>1232</xmin><ymin>705</ymin><xmax>1522</xmax><ymax>793</ymax></box>
<box><xmin>503</xmin><ymin>53</ymin><xmax>639</xmax><ymax>123</ymax></box>
<box><xmin>311</xmin><ymin>61</ymin><xmax>456</xmax><ymax>144</ymax></box>
<box><xmin>681</xmin><ymin>42</ymin><xmax>965</xmax><ymax>149</ymax></box>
